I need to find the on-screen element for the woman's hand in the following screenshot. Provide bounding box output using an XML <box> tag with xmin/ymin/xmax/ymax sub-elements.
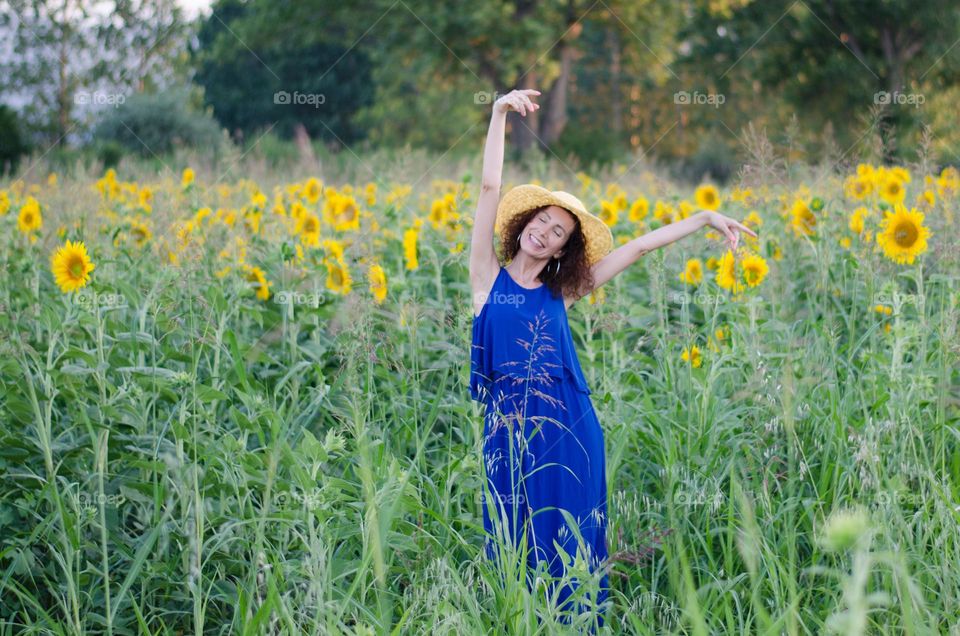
<box><xmin>701</xmin><ymin>210</ymin><xmax>758</xmax><ymax>252</ymax></box>
<box><xmin>494</xmin><ymin>89</ymin><xmax>541</xmax><ymax>117</ymax></box>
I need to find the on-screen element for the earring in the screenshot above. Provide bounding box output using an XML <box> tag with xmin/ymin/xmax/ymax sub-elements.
<box><xmin>553</xmin><ymin>258</ymin><xmax>561</xmax><ymax>275</ymax></box>
<box><xmin>516</xmin><ymin>234</ymin><xmax>521</xmax><ymax>246</ymax></box>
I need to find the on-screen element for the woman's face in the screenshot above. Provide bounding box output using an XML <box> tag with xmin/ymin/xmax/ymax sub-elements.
<box><xmin>520</xmin><ymin>205</ymin><xmax>577</xmax><ymax>259</ymax></box>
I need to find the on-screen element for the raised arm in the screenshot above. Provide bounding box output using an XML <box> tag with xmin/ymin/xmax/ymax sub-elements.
<box><xmin>567</xmin><ymin>210</ymin><xmax>758</xmax><ymax>307</ymax></box>
<box><xmin>469</xmin><ymin>89</ymin><xmax>540</xmax><ymax>298</ymax></box>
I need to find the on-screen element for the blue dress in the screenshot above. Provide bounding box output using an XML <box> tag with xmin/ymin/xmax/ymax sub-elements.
<box><xmin>470</xmin><ymin>265</ymin><xmax>610</xmax><ymax>626</ymax></box>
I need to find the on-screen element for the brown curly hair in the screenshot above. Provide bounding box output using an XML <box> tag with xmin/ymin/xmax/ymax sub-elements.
<box><xmin>497</xmin><ymin>205</ymin><xmax>596</xmax><ymax>301</ymax></box>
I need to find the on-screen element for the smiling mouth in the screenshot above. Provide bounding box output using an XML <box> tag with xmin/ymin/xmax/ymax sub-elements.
<box><xmin>529</xmin><ymin>233</ymin><xmax>544</xmax><ymax>248</ymax></box>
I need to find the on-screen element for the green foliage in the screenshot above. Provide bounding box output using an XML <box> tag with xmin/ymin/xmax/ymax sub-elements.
<box><xmin>92</xmin><ymin>87</ymin><xmax>225</xmax><ymax>157</ymax></box>
<box><xmin>194</xmin><ymin>0</ymin><xmax>374</xmax><ymax>145</ymax></box>
<box><xmin>0</xmin><ymin>104</ymin><xmax>30</xmax><ymax>174</ymax></box>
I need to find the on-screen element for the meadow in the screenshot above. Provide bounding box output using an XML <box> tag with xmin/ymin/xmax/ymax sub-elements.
<box><xmin>0</xmin><ymin>147</ymin><xmax>958</xmax><ymax>634</ymax></box>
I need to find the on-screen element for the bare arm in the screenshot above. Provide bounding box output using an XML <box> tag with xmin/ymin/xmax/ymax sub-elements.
<box><xmin>469</xmin><ymin>89</ymin><xmax>541</xmax><ymax>297</ymax></box>
<box><xmin>566</xmin><ymin>210</ymin><xmax>758</xmax><ymax>307</ymax></box>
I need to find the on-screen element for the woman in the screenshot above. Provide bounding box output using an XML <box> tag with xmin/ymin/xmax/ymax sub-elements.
<box><xmin>468</xmin><ymin>88</ymin><xmax>756</xmax><ymax>628</ymax></box>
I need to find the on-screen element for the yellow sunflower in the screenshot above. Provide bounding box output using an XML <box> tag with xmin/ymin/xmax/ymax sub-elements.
<box><xmin>368</xmin><ymin>263</ymin><xmax>387</xmax><ymax>303</ymax></box>
<box><xmin>878</xmin><ymin>174</ymin><xmax>906</xmax><ymax>206</ymax></box>
<box><xmin>875</xmin><ymin>204</ymin><xmax>931</xmax><ymax>265</ymax></box>
<box><xmin>694</xmin><ymin>184</ymin><xmax>721</xmax><ymax>211</ymax></box>
<box><xmin>740</xmin><ymin>253</ymin><xmax>769</xmax><ymax>287</ymax></box>
<box><xmin>681</xmin><ymin>345</ymin><xmax>702</xmax><ymax>368</ymax></box>
<box><xmin>18</xmin><ymin>196</ymin><xmax>43</xmax><ymax>236</ymax></box>
<box><xmin>679</xmin><ymin>258</ymin><xmax>703</xmax><ymax>286</ymax></box>
<box><xmin>715</xmin><ymin>250</ymin><xmax>745</xmax><ymax>294</ymax></box>
<box><xmin>325</xmin><ymin>257</ymin><xmax>352</xmax><ymax>295</ymax></box>
<box><xmin>403</xmin><ymin>227</ymin><xmax>419</xmax><ymax>270</ymax></box>
<box><xmin>241</xmin><ymin>264</ymin><xmax>271</xmax><ymax>301</ymax></box>
<box><xmin>789</xmin><ymin>199</ymin><xmax>817</xmax><ymax>236</ymax></box>
<box><xmin>51</xmin><ymin>240</ymin><xmax>96</xmax><ymax>293</ymax></box>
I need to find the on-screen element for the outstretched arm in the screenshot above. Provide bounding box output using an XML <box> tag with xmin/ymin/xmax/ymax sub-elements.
<box><xmin>469</xmin><ymin>89</ymin><xmax>540</xmax><ymax>288</ymax></box>
<box><xmin>571</xmin><ymin>210</ymin><xmax>757</xmax><ymax>303</ymax></box>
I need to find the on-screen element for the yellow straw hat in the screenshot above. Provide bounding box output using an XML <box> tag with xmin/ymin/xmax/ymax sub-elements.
<box><xmin>495</xmin><ymin>184</ymin><xmax>614</xmax><ymax>266</ymax></box>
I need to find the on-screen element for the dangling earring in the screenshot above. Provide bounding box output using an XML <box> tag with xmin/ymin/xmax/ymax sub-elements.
<box><xmin>553</xmin><ymin>258</ymin><xmax>561</xmax><ymax>276</ymax></box>
<box><xmin>516</xmin><ymin>234</ymin><xmax>521</xmax><ymax>247</ymax></box>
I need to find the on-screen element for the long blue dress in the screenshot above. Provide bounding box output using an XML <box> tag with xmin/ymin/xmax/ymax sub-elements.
<box><xmin>470</xmin><ymin>265</ymin><xmax>610</xmax><ymax>627</ymax></box>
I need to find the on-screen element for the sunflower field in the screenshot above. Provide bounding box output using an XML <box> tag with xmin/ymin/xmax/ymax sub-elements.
<box><xmin>1</xmin><ymin>157</ymin><xmax>958</xmax><ymax>634</ymax></box>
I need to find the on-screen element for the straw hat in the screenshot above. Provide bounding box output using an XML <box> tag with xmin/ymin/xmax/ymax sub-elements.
<box><xmin>495</xmin><ymin>184</ymin><xmax>614</xmax><ymax>266</ymax></box>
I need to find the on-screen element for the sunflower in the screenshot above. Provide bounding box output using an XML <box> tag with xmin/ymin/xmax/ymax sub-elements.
<box><xmin>879</xmin><ymin>175</ymin><xmax>906</xmax><ymax>206</ymax></box>
<box><xmin>403</xmin><ymin>227</ymin><xmax>419</xmax><ymax>270</ymax></box>
<box><xmin>599</xmin><ymin>200</ymin><xmax>618</xmax><ymax>226</ymax></box>
<box><xmin>368</xmin><ymin>263</ymin><xmax>387</xmax><ymax>303</ymax></box>
<box><xmin>789</xmin><ymin>199</ymin><xmax>817</xmax><ymax>236</ymax></box>
<box><xmin>241</xmin><ymin>264</ymin><xmax>271</xmax><ymax>301</ymax></box>
<box><xmin>848</xmin><ymin>206</ymin><xmax>870</xmax><ymax>235</ymax></box>
<box><xmin>18</xmin><ymin>196</ymin><xmax>43</xmax><ymax>236</ymax></box>
<box><xmin>325</xmin><ymin>257</ymin><xmax>352</xmax><ymax>295</ymax></box>
<box><xmin>694</xmin><ymin>184</ymin><xmax>721</xmax><ymax>211</ymax></box>
<box><xmin>715</xmin><ymin>250</ymin><xmax>745</xmax><ymax>294</ymax></box>
<box><xmin>875</xmin><ymin>204</ymin><xmax>931</xmax><ymax>265</ymax></box>
<box><xmin>0</xmin><ymin>190</ymin><xmax>10</xmax><ymax>216</ymax></box>
<box><xmin>679</xmin><ymin>258</ymin><xmax>703</xmax><ymax>286</ymax></box>
<box><xmin>51</xmin><ymin>240</ymin><xmax>96</xmax><ymax>293</ymax></box>
<box><xmin>128</xmin><ymin>218</ymin><xmax>152</xmax><ymax>248</ymax></box>
<box><xmin>740</xmin><ymin>253</ymin><xmax>769</xmax><ymax>287</ymax></box>
<box><xmin>844</xmin><ymin>175</ymin><xmax>872</xmax><ymax>200</ymax></box>
<box><xmin>181</xmin><ymin>167</ymin><xmax>195</xmax><ymax>189</ymax></box>
<box><xmin>681</xmin><ymin>345</ymin><xmax>702</xmax><ymax>368</ymax></box>
<box><xmin>628</xmin><ymin>197</ymin><xmax>649</xmax><ymax>223</ymax></box>
<box><xmin>303</xmin><ymin>177</ymin><xmax>323</xmax><ymax>205</ymax></box>
<box><xmin>296</xmin><ymin>211</ymin><xmax>322</xmax><ymax>247</ymax></box>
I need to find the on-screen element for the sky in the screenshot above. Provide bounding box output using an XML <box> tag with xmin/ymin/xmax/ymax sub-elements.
<box><xmin>178</xmin><ymin>0</ymin><xmax>213</xmax><ymax>19</ymax></box>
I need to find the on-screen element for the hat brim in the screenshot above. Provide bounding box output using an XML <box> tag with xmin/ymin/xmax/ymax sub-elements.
<box><xmin>496</xmin><ymin>184</ymin><xmax>613</xmax><ymax>266</ymax></box>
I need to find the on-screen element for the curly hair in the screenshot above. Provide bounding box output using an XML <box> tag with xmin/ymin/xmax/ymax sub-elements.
<box><xmin>497</xmin><ymin>205</ymin><xmax>596</xmax><ymax>301</ymax></box>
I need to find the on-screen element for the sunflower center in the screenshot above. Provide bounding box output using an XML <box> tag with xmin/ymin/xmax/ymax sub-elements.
<box><xmin>893</xmin><ymin>221</ymin><xmax>918</xmax><ymax>247</ymax></box>
<box><xmin>68</xmin><ymin>256</ymin><xmax>84</xmax><ymax>278</ymax></box>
